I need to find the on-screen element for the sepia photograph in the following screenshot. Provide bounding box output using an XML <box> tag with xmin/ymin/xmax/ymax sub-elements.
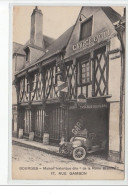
<box><xmin>12</xmin><ymin>5</ymin><xmax>125</xmax><ymax>180</ymax></box>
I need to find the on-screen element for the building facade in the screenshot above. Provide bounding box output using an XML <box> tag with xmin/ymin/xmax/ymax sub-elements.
<box><xmin>13</xmin><ymin>6</ymin><xmax>125</xmax><ymax>163</ymax></box>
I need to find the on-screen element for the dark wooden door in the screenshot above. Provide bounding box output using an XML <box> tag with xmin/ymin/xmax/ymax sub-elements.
<box><xmin>34</xmin><ymin>108</ymin><xmax>44</xmax><ymax>138</ymax></box>
<box><xmin>24</xmin><ymin>109</ymin><xmax>31</xmax><ymax>135</ymax></box>
<box><xmin>48</xmin><ymin>105</ymin><xmax>68</xmax><ymax>142</ymax></box>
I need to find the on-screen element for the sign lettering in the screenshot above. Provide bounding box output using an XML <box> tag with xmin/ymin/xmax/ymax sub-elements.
<box><xmin>72</xmin><ymin>119</ymin><xmax>84</xmax><ymax>135</ymax></box>
<box><xmin>72</xmin><ymin>30</ymin><xmax>110</xmax><ymax>51</ymax></box>
<box><xmin>79</xmin><ymin>104</ymin><xmax>108</xmax><ymax>109</ymax></box>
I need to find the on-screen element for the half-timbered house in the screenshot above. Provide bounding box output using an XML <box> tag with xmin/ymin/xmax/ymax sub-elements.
<box><xmin>13</xmin><ymin>6</ymin><xmax>125</xmax><ymax>163</ymax></box>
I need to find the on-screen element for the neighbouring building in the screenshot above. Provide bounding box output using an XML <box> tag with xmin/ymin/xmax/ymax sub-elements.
<box><xmin>13</xmin><ymin>6</ymin><xmax>125</xmax><ymax>163</ymax></box>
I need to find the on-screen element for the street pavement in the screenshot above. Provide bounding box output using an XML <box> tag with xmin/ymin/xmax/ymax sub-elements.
<box><xmin>12</xmin><ymin>137</ymin><xmax>124</xmax><ymax>172</ymax></box>
<box><xmin>12</xmin><ymin>142</ymin><xmax>124</xmax><ymax>173</ymax></box>
<box><xmin>12</xmin><ymin>143</ymin><xmax>95</xmax><ymax>169</ymax></box>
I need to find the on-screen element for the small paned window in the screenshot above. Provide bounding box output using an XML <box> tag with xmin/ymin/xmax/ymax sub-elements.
<box><xmin>27</xmin><ymin>74</ymin><xmax>38</xmax><ymax>92</ymax></box>
<box><xmin>80</xmin><ymin>17</ymin><xmax>92</xmax><ymax>41</ymax></box>
<box><xmin>81</xmin><ymin>61</ymin><xmax>90</xmax><ymax>84</ymax></box>
<box><xmin>78</xmin><ymin>58</ymin><xmax>91</xmax><ymax>85</ymax></box>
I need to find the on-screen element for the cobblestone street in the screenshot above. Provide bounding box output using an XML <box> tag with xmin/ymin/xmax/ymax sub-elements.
<box><xmin>12</xmin><ymin>143</ymin><xmax>95</xmax><ymax>169</ymax></box>
<box><xmin>12</xmin><ymin>143</ymin><xmax>124</xmax><ymax>180</ymax></box>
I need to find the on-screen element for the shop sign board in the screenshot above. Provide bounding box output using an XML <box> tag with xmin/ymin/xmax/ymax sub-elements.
<box><xmin>79</xmin><ymin>103</ymin><xmax>108</xmax><ymax>109</ymax></box>
<box><xmin>55</xmin><ymin>80</ymin><xmax>68</xmax><ymax>93</ymax></box>
<box><xmin>77</xmin><ymin>94</ymin><xmax>108</xmax><ymax>109</ymax></box>
<box><xmin>72</xmin><ymin>30</ymin><xmax>110</xmax><ymax>51</ymax></box>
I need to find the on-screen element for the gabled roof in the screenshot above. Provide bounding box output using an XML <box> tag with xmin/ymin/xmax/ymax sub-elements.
<box><xmin>43</xmin><ymin>35</ymin><xmax>55</xmax><ymax>48</ymax></box>
<box><xmin>13</xmin><ymin>42</ymin><xmax>21</xmax><ymax>53</ymax></box>
<box><xmin>36</xmin><ymin>25</ymin><xmax>74</xmax><ymax>63</ymax></box>
<box><xmin>36</xmin><ymin>7</ymin><xmax>121</xmax><ymax>63</ymax></box>
<box><xmin>15</xmin><ymin>25</ymin><xmax>75</xmax><ymax>75</ymax></box>
<box><xmin>13</xmin><ymin>42</ymin><xmax>26</xmax><ymax>55</ymax></box>
<box><xmin>24</xmin><ymin>44</ymin><xmax>45</xmax><ymax>51</ymax></box>
<box><xmin>101</xmin><ymin>7</ymin><xmax>122</xmax><ymax>23</ymax></box>
<box><xmin>13</xmin><ymin>35</ymin><xmax>54</xmax><ymax>56</ymax></box>
<box><xmin>24</xmin><ymin>35</ymin><xmax>54</xmax><ymax>49</ymax></box>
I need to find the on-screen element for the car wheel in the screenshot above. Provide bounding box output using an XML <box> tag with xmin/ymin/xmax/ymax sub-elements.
<box><xmin>73</xmin><ymin>147</ymin><xmax>86</xmax><ymax>161</ymax></box>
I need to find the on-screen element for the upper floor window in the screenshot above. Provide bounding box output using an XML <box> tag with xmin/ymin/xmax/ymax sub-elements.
<box><xmin>30</xmin><ymin>74</ymin><xmax>39</xmax><ymax>92</ymax></box>
<box><xmin>80</xmin><ymin>17</ymin><xmax>93</xmax><ymax>41</ymax></box>
<box><xmin>81</xmin><ymin>61</ymin><xmax>90</xmax><ymax>84</ymax></box>
<box><xmin>77</xmin><ymin>55</ymin><xmax>91</xmax><ymax>86</ymax></box>
<box><xmin>29</xmin><ymin>74</ymin><xmax>35</xmax><ymax>92</ymax></box>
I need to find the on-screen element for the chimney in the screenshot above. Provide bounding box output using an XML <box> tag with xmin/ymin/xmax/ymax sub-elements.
<box><xmin>30</xmin><ymin>6</ymin><xmax>45</xmax><ymax>50</ymax></box>
<box><xmin>123</xmin><ymin>7</ymin><xmax>126</xmax><ymax>17</ymax></box>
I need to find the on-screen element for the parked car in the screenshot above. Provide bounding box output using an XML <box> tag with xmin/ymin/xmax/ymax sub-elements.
<box><xmin>59</xmin><ymin>132</ymin><xmax>106</xmax><ymax>161</ymax></box>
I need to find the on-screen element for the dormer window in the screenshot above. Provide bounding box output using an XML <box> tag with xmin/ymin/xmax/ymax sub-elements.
<box><xmin>24</xmin><ymin>47</ymin><xmax>30</xmax><ymax>62</ymax></box>
<box><xmin>80</xmin><ymin>17</ymin><xmax>93</xmax><ymax>41</ymax></box>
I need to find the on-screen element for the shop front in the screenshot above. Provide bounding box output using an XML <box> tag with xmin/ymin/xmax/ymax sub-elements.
<box><xmin>68</xmin><ymin>97</ymin><xmax>109</xmax><ymax>154</ymax></box>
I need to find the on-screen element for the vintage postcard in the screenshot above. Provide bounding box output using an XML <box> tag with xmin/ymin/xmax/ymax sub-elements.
<box><xmin>12</xmin><ymin>5</ymin><xmax>125</xmax><ymax>180</ymax></box>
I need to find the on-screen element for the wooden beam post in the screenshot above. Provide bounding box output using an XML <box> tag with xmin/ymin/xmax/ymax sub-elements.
<box><xmin>15</xmin><ymin>77</ymin><xmax>20</xmax><ymax>137</ymax></box>
<box><xmin>73</xmin><ymin>58</ymin><xmax>77</xmax><ymax>99</ymax></box>
<box><xmin>91</xmin><ymin>51</ymin><xmax>95</xmax><ymax>97</ymax></box>
<box><xmin>106</xmin><ymin>42</ymin><xmax>110</xmax><ymax>95</ymax></box>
